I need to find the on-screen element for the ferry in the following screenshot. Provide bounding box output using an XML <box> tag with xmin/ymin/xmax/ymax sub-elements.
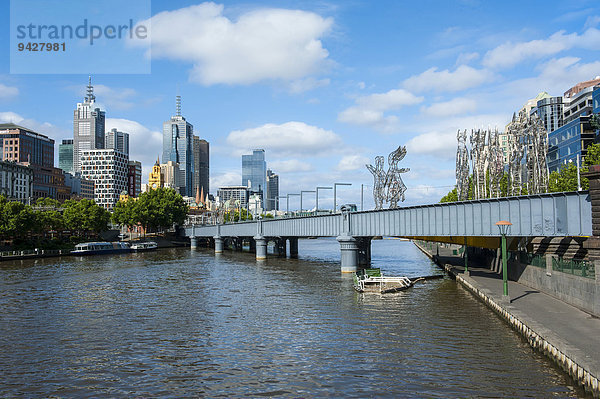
<box><xmin>72</xmin><ymin>241</ymin><xmax>131</xmax><ymax>255</ymax></box>
<box><xmin>130</xmin><ymin>241</ymin><xmax>158</xmax><ymax>252</ymax></box>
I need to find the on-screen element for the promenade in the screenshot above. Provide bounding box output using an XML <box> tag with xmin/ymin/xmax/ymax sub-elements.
<box><xmin>415</xmin><ymin>241</ymin><xmax>600</xmax><ymax>397</ymax></box>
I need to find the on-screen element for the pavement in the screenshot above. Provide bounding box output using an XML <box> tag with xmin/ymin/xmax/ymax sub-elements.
<box><xmin>422</xmin><ymin>244</ymin><xmax>600</xmax><ymax>388</ymax></box>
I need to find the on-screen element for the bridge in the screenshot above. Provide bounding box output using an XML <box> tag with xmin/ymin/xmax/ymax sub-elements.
<box><xmin>182</xmin><ymin>191</ymin><xmax>591</xmax><ymax>272</ymax></box>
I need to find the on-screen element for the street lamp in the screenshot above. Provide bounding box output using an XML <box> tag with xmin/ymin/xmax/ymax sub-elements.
<box><xmin>333</xmin><ymin>182</ymin><xmax>352</xmax><ymax>213</ymax></box>
<box><xmin>300</xmin><ymin>190</ymin><xmax>315</xmax><ymax>214</ymax></box>
<box><xmin>287</xmin><ymin>193</ymin><xmax>300</xmax><ymax>215</ymax></box>
<box><xmin>316</xmin><ymin>186</ymin><xmax>332</xmax><ymax>215</ymax></box>
<box><xmin>496</xmin><ymin>220</ymin><xmax>512</xmax><ymax>298</ymax></box>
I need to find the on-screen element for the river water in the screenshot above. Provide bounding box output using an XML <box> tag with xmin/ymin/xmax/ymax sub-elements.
<box><xmin>0</xmin><ymin>238</ymin><xmax>586</xmax><ymax>397</ymax></box>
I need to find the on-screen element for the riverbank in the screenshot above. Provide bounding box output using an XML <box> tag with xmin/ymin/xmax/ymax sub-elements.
<box><xmin>414</xmin><ymin>240</ymin><xmax>600</xmax><ymax>397</ymax></box>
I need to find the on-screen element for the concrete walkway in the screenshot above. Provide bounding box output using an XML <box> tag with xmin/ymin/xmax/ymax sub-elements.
<box><xmin>416</xmin><ymin>242</ymin><xmax>600</xmax><ymax>396</ymax></box>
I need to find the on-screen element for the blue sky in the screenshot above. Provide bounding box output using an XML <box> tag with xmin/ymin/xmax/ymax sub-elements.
<box><xmin>1</xmin><ymin>0</ymin><xmax>599</xmax><ymax>209</ymax></box>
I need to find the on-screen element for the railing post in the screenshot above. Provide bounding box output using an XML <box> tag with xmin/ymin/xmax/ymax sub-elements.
<box><xmin>545</xmin><ymin>253</ymin><xmax>553</xmax><ymax>276</ymax></box>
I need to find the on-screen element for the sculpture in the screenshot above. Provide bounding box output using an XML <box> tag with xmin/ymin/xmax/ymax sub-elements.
<box><xmin>366</xmin><ymin>146</ymin><xmax>410</xmax><ymax>209</ymax></box>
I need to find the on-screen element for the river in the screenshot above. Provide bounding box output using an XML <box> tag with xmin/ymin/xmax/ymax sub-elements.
<box><xmin>0</xmin><ymin>238</ymin><xmax>586</xmax><ymax>397</ymax></box>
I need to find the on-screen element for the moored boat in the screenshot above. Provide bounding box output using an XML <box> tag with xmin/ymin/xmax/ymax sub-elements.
<box><xmin>72</xmin><ymin>241</ymin><xmax>131</xmax><ymax>255</ymax></box>
<box><xmin>353</xmin><ymin>268</ymin><xmax>413</xmax><ymax>293</ymax></box>
<box><xmin>130</xmin><ymin>241</ymin><xmax>158</xmax><ymax>252</ymax></box>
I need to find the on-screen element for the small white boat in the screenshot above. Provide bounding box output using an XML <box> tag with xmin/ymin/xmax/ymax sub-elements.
<box><xmin>353</xmin><ymin>268</ymin><xmax>414</xmax><ymax>293</ymax></box>
<box><xmin>130</xmin><ymin>241</ymin><xmax>158</xmax><ymax>252</ymax></box>
<box><xmin>72</xmin><ymin>241</ymin><xmax>131</xmax><ymax>255</ymax></box>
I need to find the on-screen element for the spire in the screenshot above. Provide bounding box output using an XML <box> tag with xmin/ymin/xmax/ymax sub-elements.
<box><xmin>155</xmin><ymin>156</ymin><xmax>160</xmax><ymax>166</ymax></box>
<box><xmin>196</xmin><ymin>185</ymin><xmax>201</xmax><ymax>205</ymax></box>
<box><xmin>176</xmin><ymin>95</ymin><xmax>181</xmax><ymax>117</ymax></box>
<box><xmin>85</xmin><ymin>75</ymin><xmax>95</xmax><ymax>103</ymax></box>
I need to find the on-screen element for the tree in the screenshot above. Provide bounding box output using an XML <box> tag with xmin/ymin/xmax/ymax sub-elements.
<box><xmin>33</xmin><ymin>197</ymin><xmax>63</xmax><ymax>233</ymax></box>
<box><xmin>548</xmin><ymin>162</ymin><xmax>589</xmax><ymax>192</ymax></box>
<box><xmin>440</xmin><ymin>188</ymin><xmax>458</xmax><ymax>203</ymax></box>
<box><xmin>584</xmin><ymin>143</ymin><xmax>600</xmax><ymax>167</ymax></box>
<box><xmin>112</xmin><ymin>198</ymin><xmax>136</xmax><ymax>229</ymax></box>
<box><xmin>63</xmin><ymin>199</ymin><xmax>110</xmax><ymax>236</ymax></box>
<box><xmin>130</xmin><ymin>188</ymin><xmax>188</xmax><ymax>233</ymax></box>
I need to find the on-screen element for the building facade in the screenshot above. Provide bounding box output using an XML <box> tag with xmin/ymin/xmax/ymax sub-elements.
<box><xmin>535</xmin><ymin>95</ymin><xmax>564</xmax><ymax>134</ymax></box>
<box><xmin>59</xmin><ymin>139</ymin><xmax>74</xmax><ymax>173</ymax></box>
<box><xmin>0</xmin><ymin>123</ymin><xmax>54</xmax><ymax>167</ymax></box>
<box><xmin>564</xmin><ymin>86</ymin><xmax>596</xmax><ymax>124</ymax></box>
<box><xmin>80</xmin><ymin>149</ymin><xmax>128</xmax><ymax>209</ymax></box>
<box><xmin>193</xmin><ymin>136</ymin><xmax>209</xmax><ymax>199</ymax></box>
<box><xmin>242</xmin><ymin>149</ymin><xmax>266</xmax><ymax>200</ymax></box>
<box><xmin>73</xmin><ymin>77</ymin><xmax>105</xmax><ymax>172</ymax></box>
<box><xmin>161</xmin><ymin>160</ymin><xmax>182</xmax><ymax>190</ymax></box>
<box><xmin>64</xmin><ymin>172</ymin><xmax>95</xmax><ymax>200</ymax></box>
<box><xmin>266</xmin><ymin>169</ymin><xmax>279</xmax><ymax>211</ymax></box>
<box><xmin>148</xmin><ymin>159</ymin><xmax>164</xmax><ymax>190</ymax></box>
<box><xmin>217</xmin><ymin>186</ymin><xmax>249</xmax><ymax>208</ymax></box>
<box><xmin>0</xmin><ymin>161</ymin><xmax>33</xmax><ymax>202</ymax></box>
<box><xmin>162</xmin><ymin>96</ymin><xmax>194</xmax><ymax>196</ymax></box>
<box><xmin>127</xmin><ymin>160</ymin><xmax>142</xmax><ymax>197</ymax></box>
<box><xmin>547</xmin><ymin>115</ymin><xmax>596</xmax><ymax>173</ymax></box>
<box><xmin>105</xmin><ymin>128</ymin><xmax>130</xmax><ymax>156</ymax></box>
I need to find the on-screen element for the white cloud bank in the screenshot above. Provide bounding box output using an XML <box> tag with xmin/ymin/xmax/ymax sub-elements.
<box><xmin>403</xmin><ymin>65</ymin><xmax>492</xmax><ymax>93</ymax></box>
<box><xmin>134</xmin><ymin>3</ymin><xmax>333</xmax><ymax>85</ymax></box>
<box><xmin>0</xmin><ymin>84</ymin><xmax>19</xmax><ymax>99</ymax></box>
<box><xmin>226</xmin><ymin>121</ymin><xmax>343</xmax><ymax>157</ymax></box>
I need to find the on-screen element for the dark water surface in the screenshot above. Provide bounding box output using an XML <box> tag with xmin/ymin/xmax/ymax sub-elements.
<box><xmin>0</xmin><ymin>239</ymin><xmax>586</xmax><ymax>397</ymax></box>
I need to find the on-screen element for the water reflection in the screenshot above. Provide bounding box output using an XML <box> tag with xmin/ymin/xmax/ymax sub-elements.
<box><xmin>0</xmin><ymin>239</ymin><xmax>585</xmax><ymax>397</ymax></box>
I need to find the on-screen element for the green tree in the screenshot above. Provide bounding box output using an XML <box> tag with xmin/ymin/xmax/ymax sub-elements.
<box><xmin>548</xmin><ymin>162</ymin><xmax>589</xmax><ymax>192</ymax></box>
<box><xmin>440</xmin><ymin>187</ymin><xmax>458</xmax><ymax>203</ymax></box>
<box><xmin>112</xmin><ymin>198</ymin><xmax>136</xmax><ymax>229</ymax></box>
<box><xmin>63</xmin><ymin>199</ymin><xmax>110</xmax><ymax>236</ymax></box>
<box><xmin>584</xmin><ymin>143</ymin><xmax>600</xmax><ymax>167</ymax></box>
<box><xmin>131</xmin><ymin>188</ymin><xmax>188</xmax><ymax>232</ymax></box>
<box><xmin>33</xmin><ymin>197</ymin><xmax>64</xmax><ymax>233</ymax></box>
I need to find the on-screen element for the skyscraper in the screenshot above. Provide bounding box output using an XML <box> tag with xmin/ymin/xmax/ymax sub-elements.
<box><xmin>105</xmin><ymin>128</ymin><xmax>129</xmax><ymax>156</ymax></box>
<box><xmin>59</xmin><ymin>139</ymin><xmax>74</xmax><ymax>173</ymax></box>
<box><xmin>242</xmin><ymin>149</ymin><xmax>266</xmax><ymax>200</ymax></box>
<box><xmin>80</xmin><ymin>148</ymin><xmax>128</xmax><ymax>209</ymax></box>
<box><xmin>162</xmin><ymin>96</ymin><xmax>194</xmax><ymax>197</ymax></box>
<box><xmin>73</xmin><ymin>77</ymin><xmax>105</xmax><ymax>172</ymax></box>
<box><xmin>266</xmin><ymin>169</ymin><xmax>279</xmax><ymax>211</ymax></box>
<box><xmin>193</xmin><ymin>135</ymin><xmax>209</xmax><ymax>199</ymax></box>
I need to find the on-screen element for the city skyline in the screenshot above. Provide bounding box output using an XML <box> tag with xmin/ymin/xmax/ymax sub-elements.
<box><xmin>1</xmin><ymin>1</ymin><xmax>600</xmax><ymax>208</ymax></box>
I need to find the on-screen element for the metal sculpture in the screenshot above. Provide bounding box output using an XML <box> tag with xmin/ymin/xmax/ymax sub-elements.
<box><xmin>456</xmin><ymin>130</ymin><xmax>470</xmax><ymax>201</ymax></box>
<box><xmin>487</xmin><ymin>129</ymin><xmax>505</xmax><ymax>198</ymax></box>
<box><xmin>366</xmin><ymin>146</ymin><xmax>410</xmax><ymax>209</ymax></box>
<box><xmin>470</xmin><ymin>128</ymin><xmax>488</xmax><ymax>199</ymax></box>
<box><xmin>526</xmin><ymin>112</ymin><xmax>549</xmax><ymax>194</ymax></box>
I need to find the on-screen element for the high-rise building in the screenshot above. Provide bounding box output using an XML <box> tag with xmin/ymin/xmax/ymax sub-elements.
<box><xmin>547</xmin><ymin>114</ymin><xmax>596</xmax><ymax>173</ymax></box>
<box><xmin>73</xmin><ymin>77</ymin><xmax>105</xmax><ymax>173</ymax></box>
<box><xmin>127</xmin><ymin>161</ymin><xmax>142</xmax><ymax>197</ymax></box>
<box><xmin>593</xmin><ymin>85</ymin><xmax>600</xmax><ymax>114</ymax></box>
<box><xmin>163</xmin><ymin>96</ymin><xmax>194</xmax><ymax>196</ymax></box>
<box><xmin>80</xmin><ymin>149</ymin><xmax>128</xmax><ymax>209</ymax></box>
<box><xmin>0</xmin><ymin>123</ymin><xmax>70</xmax><ymax>201</ymax></box>
<box><xmin>242</xmin><ymin>149</ymin><xmax>266</xmax><ymax>200</ymax></box>
<box><xmin>105</xmin><ymin>128</ymin><xmax>130</xmax><ymax>156</ymax></box>
<box><xmin>161</xmin><ymin>160</ymin><xmax>182</xmax><ymax>190</ymax></box>
<box><xmin>59</xmin><ymin>139</ymin><xmax>74</xmax><ymax>173</ymax></box>
<box><xmin>533</xmin><ymin>94</ymin><xmax>563</xmax><ymax>134</ymax></box>
<box><xmin>564</xmin><ymin>85</ymin><xmax>597</xmax><ymax>124</ymax></box>
<box><xmin>266</xmin><ymin>169</ymin><xmax>279</xmax><ymax>211</ymax></box>
<box><xmin>217</xmin><ymin>186</ymin><xmax>249</xmax><ymax>208</ymax></box>
<box><xmin>193</xmin><ymin>135</ymin><xmax>209</xmax><ymax>198</ymax></box>
<box><xmin>64</xmin><ymin>172</ymin><xmax>95</xmax><ymax>200</ymax></box>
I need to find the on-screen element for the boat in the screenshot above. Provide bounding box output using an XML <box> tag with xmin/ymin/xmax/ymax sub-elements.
<box><xmin>71</xmin><ymin>241</ymin><xmax>131</xmax><ymax>255</ymax></box>
<box><xmin>353</xmin><ymin>268</ymin><xmax>414</xmax><ymax>293</ymax></box>
<box><xmin>130</xmin><ymin>241</ymin><xmax>158</xmax><ymax>252</ymax></box>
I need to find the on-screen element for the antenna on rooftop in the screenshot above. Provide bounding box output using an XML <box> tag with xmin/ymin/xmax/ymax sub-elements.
<box><xmin>176</xmin><ymin>95</ymin><xmax>181</xmax><ymax>117</ymax></box>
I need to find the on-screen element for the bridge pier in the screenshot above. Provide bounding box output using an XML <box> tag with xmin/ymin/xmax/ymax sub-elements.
<box><xmin>337</xmin><ymin>235</ymin><xmax>358</xmax><ymax>273</ymax></box>
<box><xmin>214</xmin><ymin>235</ymin><xmax>223</xmax><ymax>254</ymax></box>
<box><xmin>255</xmin><ymin>235</ymin><xmax>267</xmax><ymax>260</ymax></box>
<box><xmin>356</xmin><ymin>237</ymin><xmax>372</xmax><ymax>266</ymax></box>
<box><xmin>190</xmin><ymin>236</ymin><xmax>198</xmax><ymax>249</ymax></box>
<box><xmin>289</xmin><ymin>237</ymin><xmax>298</xmax><ymax>258</ymax></box>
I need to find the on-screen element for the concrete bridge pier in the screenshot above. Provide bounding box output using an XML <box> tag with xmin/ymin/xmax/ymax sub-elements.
<box><xmin>214</xmin><ymin>235</ymin><xmax>223</xmax><ymax>254</ymax></box>
<box><xmin>254</xmin><ymin>235</ymin><xmax>267</xmax><ymax>260</ymax></box>
<box><xmin>190</xmin><ymin>236</ymin><xmax>198</xmax><ymax>249</ymax></box>
<box><xmin>337</xmin><ymin>235</ymin><xmax>358</xmax><ymax>273</ymax></box>
<box><xmin>249</xmin><ymin>238</ymin><xmax>256</xmax><ymax>253</ymax></box>
<box><xmin>289</xmin><ymin>238</ymin><xmax>299</xmax><ymax>258</ymax></box>
<box><xmin>271</xmin><ymin>238</ymin><xmax>285</xmax><ymax>256</ymax></box>
<box><xmin>356</xmin><ymin>237</ymin><xmax>372</xmax><ymax>266</ymax></box>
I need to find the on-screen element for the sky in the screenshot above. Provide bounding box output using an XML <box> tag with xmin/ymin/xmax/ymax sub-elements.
<box><xmin>1</xmin><ymin>0</ymin><xmax>599</xmax><ymax>210</ymax></box>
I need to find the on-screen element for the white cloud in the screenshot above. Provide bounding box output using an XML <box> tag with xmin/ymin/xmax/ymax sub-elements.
<box><xmin>403</xmin><ymin>65</ymin><xmax>492</xmax><ymax>93</ymax></box>
<box><xmin>585</xmin><ymin>16</ymin><xmax>600</xmax><ymax>29</ymax></box>
<box><xmin>211</xmin><ymin>171</ymin><xmax>242</xmax><ymax>190</ymax></box>
<box><xmin>505</xmin><ymin>57</ymin><xmax>600</xmax><ymax>99</ymax></box>
<box><xmin>421</xmin><ymin>97</ymin><xmax>477</xmax><ymax>117</ymax></box>
<box><xmin>105</xmin><ymin>118</ymin><xmax>162</xmax><ymax>181</ymax></box>
<box><xmin>406</xmin><ymin>131</ymin><xmax>458</xmax><ymax>160</ymax></box>
<box><xmin>288</xmin><ymin>77</ymin><xmax>330</xmax><ymax>94</ymax></box>
<box><xmin>0</xmin><ymin>111</ymin><xmax>67</xmax><ymax>139</ymax></box>
<box><xmin>134</xmin><ymin>3</ymin><xmax>333</xmax><ymax>85</ymax></box>
<box><xmin>93</xmin><ymin>84</ymin><xmax>137</xmax><ymax>110</ymax></box>
<box><xmin>483</xmin><ymin>28</ymin><xmax>600</xmax><ymax>69</ymax></box>
<box><xmin>338</xmin><ymin>88</ymin><xmax>423</xmax><ymax>132</ymax></box>
<box><xmin>0</xmin><ymin>84</ymin><xmax>19</xmax><ymax>99</ymax></box>
<box><xmin>269</xmin><ymin>159</ymin><xmax>313</xmax><ymax>173</ymax></box>
<box><xmin>336</xmin><ymin>155</ymin><xmax>370</xmax><ymax>171</ymax></box>
<box><xmin>455</xmin><ymin>52</ymin><xmax>479</xmax><ymax>66</ymax></box>
<box><xmin>225</xmin><ymin>121</ymin><xmax>343</xmax><ymax>157</ymax></box>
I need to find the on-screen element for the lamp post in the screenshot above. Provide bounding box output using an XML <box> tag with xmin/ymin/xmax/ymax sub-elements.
<box><xmin>361</xmin><ymin>184</ymin><xmax>368</xmax><ymax>211</ymax></box>
<box><xmin>287</xmin><ymin>193</ymin><xmax>300</xmax><ymax>216</ymax></box>
<box><xmin>300</xmin><ymin>190</ymin><xmax>315</xmax><ymax>214</ymax></box>
<box><xmin>496</xmin><ymin>220</ymin><xmax>512</xmax><ymax>298</ymax></box>
<box><xmin>316</xmin><ymin>186</ymin><xmax>332</xmax><ymax>215</ymax></box>
<box><xmin>333</xmin><ymin>182</ymin><xmax>352</xmax><ymax>213</ymax></box>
